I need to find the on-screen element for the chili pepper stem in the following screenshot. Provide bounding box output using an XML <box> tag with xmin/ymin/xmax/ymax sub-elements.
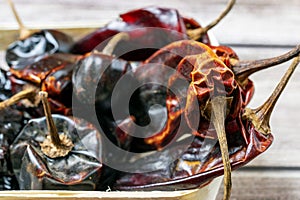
<box><xmin>101</xmin><ymin>32</ymin><xmax>130</xmax><ymax>55</ymax></box>
<box><xmin>39</xmin><ymin>91</ymin><xmax>74</xmax><ymax>158</ymax></box>
<box><xmin>6</xmin><ymin>0</ymin><xmax>31</xmax><ymax>39</ymax></box>
<box><xmin>0</xmin><ymin>87</ymin><xmax>38</xmax><ymax>110</ymax></box>
<box><xmin>211</xmin><ymin>96</ymin><xmax>232</xmax><ymax>200</ymax></box>
<box><xmin>187</xmin><ymin>0</ymin><xmax>236</xmax><ymax>41</ymax></box>
<box><xmin>233</xmin><ymin>45</ymin><xmax>300</xmax><ymax>86</ymax></box>
<box><xmin>39</xmin><ymin>92</ymin><xmax>61</xmax><ymax>147</ymax></box>
<box><xmin>243</xmin><ymin>54</ymin><xmax>300</xmax><ymax>135</ymax></box>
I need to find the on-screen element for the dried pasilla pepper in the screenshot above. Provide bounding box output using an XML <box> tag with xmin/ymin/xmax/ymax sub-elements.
<box><xmin>72</xmin><ymin>33</ymin><xmax>136</xmax><ymax>149</ymax></box>
<box><xmin>0</xmin><ymin>132</ymin><xmax>19</xmax><ymax>190</ymax></box>
<box><xmin>0</xmin><ymin>107</ymin><xmax>24</xmax><ymax>191</ymax></box>
<box><xmin>7</xmin><ymin>53</ymin><xmax>79</xmax><ymax>117</ymax></box>
<box><xmin>71</xmin><ymin>0</ymin><xmax>235</xmax><ymax>60</ymax></box>
<box><xmin>10</xmin><ymin>91</ymin><xmax>104</xmax><ymax>190</ymax></box>
<box><xmin>0</xmin><ymin>70</ymin><xmax>27</xmax><ymax>191</ymax></box>
<box><xmin>115</xmin><ymin>52</ymin><xmax>300</xmax><ymax>200</ymax></box>
<box><xmin>5</xmin><ymin>0</ymin><xmax>73</xmax><ymax>69</ymax></box>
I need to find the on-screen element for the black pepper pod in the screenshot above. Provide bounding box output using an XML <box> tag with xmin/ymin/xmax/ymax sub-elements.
<box><xmin>0</xmin><ymin>132</ymin><xmax>19</xmax><ymax>191</ymax></box>
<box><xmin>6</xmin><ymin>30</ymin><xmax>73</xmax><ymax>70</ymax></box>
<box><xmin>10</xmin><ymin>92</ymin><xmax>103</xmax><ymax>190</ymax></box>
<box><xmin>0</xmin><ymin>70</ymin><xmax>26</xmax><ymax>190</ymax></box>
<box><xmin>72</xmin><ymin>33</ymin><xmax>137</xmax><ymax>150</ymax></box>
<box><xmin>5</xmin><ymin>0</ymin><xmax>74</xmax><ymax>70</ymax></box>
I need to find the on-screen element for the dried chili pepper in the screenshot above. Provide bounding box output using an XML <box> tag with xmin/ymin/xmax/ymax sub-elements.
<box><xmin>0</xmin><ymin>70</ymin><xmax>27</xmax><ymax>191</ymax></box>
<box><xmin>71</xmin><ymin>6</ymin><xmax>187</xmax><ymax>60</ymax></box>
<box><xmin>0</xmin><ymin>133</ymin><xmax>19</xmax><ymax>190</ymax></box>
<box><xmin>6</xmin><ymin>53</ymin><xmax>79</xmax><ymax>117</ymax></box>
<box><xmin>124</xmin><ymin>41</ymin><xmax>300</xmax><ymax>150</ymax></box>
<box><xmin>10</xmin><ymin>91</ymin><xmax>104</xmax><ymax>190</ymax></box>
<box><xmin>71</xmin><ymin>0</ymin><xmax>235</xmax><ymax>60</ymax></box>
<box><xmin>5</xmin><ymin>0</ymin><xmax>73</xmax><ymax>69</ymax></box>
<box><xmin>72</xmin><ymin>33</ymin><xmax>135</xmax><ymax>149</ymax></box>
<box><xmin>114</xmin><ymin>52</ymin><xmax>300</xmax><ymax>200</ymax></box>
<box><xmin>112</xmin><ymin>41</ymin><xmax>299</xmax><ymax>200</ymax></box>
<box><xmin>0</xmin><ymin>107</ymin><xmax>23</xmax><ymax>191</ymax></box>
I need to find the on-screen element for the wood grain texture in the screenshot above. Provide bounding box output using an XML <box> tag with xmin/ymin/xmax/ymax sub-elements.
<box><xmin>0</xmin><ymin>0</ymin><xmax>300</xmax><ymax>199</ymax></box>
<box><xmin>217</xmin><ymin>169</ymin><xmax>300</xmax><ymax>200</ymax></box>
<box><xmin>0</xmin><ymin>0</ymin><xmax>299</xmax><ymax>45</ymax></box>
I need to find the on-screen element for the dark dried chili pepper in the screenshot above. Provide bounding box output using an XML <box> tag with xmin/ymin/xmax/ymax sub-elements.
<box><xmin>6</xmin><ymin>53</ymin><xmax>79</xmax><ymax>117</ymax></box>
<box><xmin>0</xmin><ymin>71</ymin><xmax>28</xmax><ymax>191</ymax></box>
<box><xmin>5</xmin><ymin>0</ymin><xmax>73</xmax><ymax>69</ymax></box>
<box><xmin>0</xmin><ymin>107</ymin><xmax>24</xmax><ymax>191</ymax></box>
<box><xmin>10</xmin><ymin>91</ymin><xmax>103</xmax><ymax>190</ymax></box>
<box><xmin>114</xmin><ymin>52</ymin><xmax>300</xmax><ymax>200</ymax></box>
<box><xmin>0</xmin><ymin>133</ymin><xmax>19</xmax><ymax>190</ymax></box>
<box><xmin>71</xmin><ymin>0</ymin><xmax>235</xmax><ymax>60</ymax></box>
<box><xmin>71</xmin><ymin>6</ymin><xmax>188</xmax><ymax>60</ymax></box>
<box><xmin>72</xmin><ymin>33</ymin><xmax>136</xmax><ymax>149</ymax></box>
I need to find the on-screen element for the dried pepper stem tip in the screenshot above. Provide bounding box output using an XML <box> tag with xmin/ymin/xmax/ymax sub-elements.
<box><xmin>243</xmin><ymin>54</ymin><xmax>300</xmax><ymax>135</ymax></box>
<box><xmin>6</xmin><ymin>0</ymin><xmax>31</xmax><ymax>39</ymax></box>
<box><xmin>0</xmin><ymin>86</ymin><xmax>38</xmax><ymax>111</ymax></box>
<box><xmin>233</xmin><ymin>44</ymin><xmax>300</xmax><ymax>86</ymax></box>
<box><xmin>39</xmin><ymin>91</ymin><xmax>74</xmax><ymax>158</ymax></box>
<box><xmin>210</xmin><ymin>96</ymin><xmax>232</xmax><ymax>200</ymax></box>
<box><xmin>187</xmin><ymin>0</ymin><xmax>236</xmax><ymax>41</ymax></box>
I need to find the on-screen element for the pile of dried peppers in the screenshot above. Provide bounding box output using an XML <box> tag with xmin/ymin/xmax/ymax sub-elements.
<box><xmin>1</xmin><ymin>0</ymin><xmax>300</xmax><ymax>199</ymax></box>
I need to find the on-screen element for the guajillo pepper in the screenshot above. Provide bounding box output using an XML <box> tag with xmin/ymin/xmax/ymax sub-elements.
<box><xmin>114</xmin><ymin>53</ymin><xmax>300</xmax><ymax>200</ymax></box>
<box><xmin>71</xmin><ymin>0</ymin><xmax>236</xmax><ymax>60</ymax></box>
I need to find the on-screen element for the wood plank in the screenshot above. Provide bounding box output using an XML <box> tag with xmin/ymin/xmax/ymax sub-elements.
<box><xmin>217</xmin><ymin>169</ymin><xmax>300</xmax><ymax>199</ymax></box>
<box><xmin>0</xmin><ymin>0</ymin><xmax>299</xmax><ymax>46</ymax></box>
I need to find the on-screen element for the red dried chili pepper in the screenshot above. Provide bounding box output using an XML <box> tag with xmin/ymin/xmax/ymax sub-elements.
<box><xmin>6</xmin><ymin>53</ymin><xmax>79</xmax><ymax>117</ymax></box>
<box><xmin>124</xmin><ymin>41</ymin><xmax>300</xmax><ymax>150</ymax></box>
<box><xmin>114</xmin><ymin>52</ymin><xmax>300</xmax><ymax>200</ymax></box>
<box><xmin>110</xmin><ymin>41</ymin><xmax>299</xmax><ymax>200</ymax></box>
<box><xmin>71</xmin><ymin>0</ymin><xmax>235</xmax><ymax>60</ymax></box>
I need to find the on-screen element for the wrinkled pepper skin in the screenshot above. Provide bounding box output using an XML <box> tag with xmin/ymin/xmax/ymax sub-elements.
<box><xmin>0</xmin><ymin>133</ymin><xmax>19</xmax><ymax>190</ymax></box>
<box><xmin>72</xmin><ymin>52</ymin><xmax>134</xmax><ymax>149</ymax></box>
<box><xmin>6</xmin><ymin>30</ymin><xmax>73</xmax><ymax>70</ymax></box>
<box><xmin>8</xmin><ymin>53</ymin><xmax>79</xmax><ymax>117</ymax></box>
<box><xmin>10</xmin><ymin>115</ymin><xmax>103</xmax><ymax>190</ymax></box>
<box><xmin>71</xmin><ymin>7</ymin><xmax>210</xmax><ymax>61</ymax></box>
<box><xmin>0</xmin><ymin>70</ymin><xmax>25</xmax><ymax>190</ymax></box>
<box><xmin>114</xmin><ymin>114</ymin><xmax>273</xmax><ymax>190</ymax></box>
<box><xmin>121</xmin><ymin>41</ymin><xmax>253</xmax><ymax>150</ymax></box>
<box><xmin>109</xmin><ymin>40</ymin><xmax>271</xmax><ymax>190</ymax></box>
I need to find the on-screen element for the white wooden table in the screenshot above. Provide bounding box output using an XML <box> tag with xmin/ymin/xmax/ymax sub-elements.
<box><xmin>1</xmin><ymin>0</ymin><xmax>300</xmax><ymax>199</ymax></box>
